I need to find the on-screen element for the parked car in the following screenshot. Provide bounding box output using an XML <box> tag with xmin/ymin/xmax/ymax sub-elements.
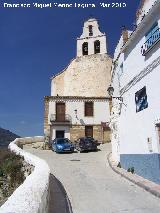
<box><xmin>52</xmin><ymin>138</ymin><xmax>74</xmax><ymax>153</ymax></box>
<box><xmin>75</xmin><ymin>137</ymin><xmax>98</xmax><ymax>152</ymax></box>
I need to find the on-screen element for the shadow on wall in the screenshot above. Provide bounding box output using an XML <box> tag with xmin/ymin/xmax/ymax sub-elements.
<box><xmin>145</xmin><ymin>41</ymin><xmax>160</xmax><ymax>61</ymax></box>
<box><xmin>48</xmin><ymin>174</ymin><xmax>72</xmax><ymax>213</ymax></box>
<box><xmin>80</xmin><ymin>119</ymin><xmax>85</xmax><ymax>125</ymax></box>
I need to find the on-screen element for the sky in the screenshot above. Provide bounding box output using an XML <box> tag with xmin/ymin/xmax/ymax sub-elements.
<box><xmin>0</xmin><ymin>0</ymin><xmax>140</xmax><ymax>137</ymax></box>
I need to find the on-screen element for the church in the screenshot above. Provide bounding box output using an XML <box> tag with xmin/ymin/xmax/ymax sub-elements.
<box><xmin>44</xmin><ymin>18</ymin><xmax>112</xmax><ymax>143</ymax></box>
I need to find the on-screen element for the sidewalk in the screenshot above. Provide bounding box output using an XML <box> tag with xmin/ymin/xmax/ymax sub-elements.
<box><xmin>108</xmin><ymin>152</ymin><xmax>160</xmax><ymax>198</ymax></box>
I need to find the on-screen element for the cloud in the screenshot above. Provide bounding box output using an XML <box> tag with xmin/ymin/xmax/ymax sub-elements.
<box><xmin>20</xmin><ymin>120</ymin><xmax>26</xmax><ymax>125</ymax></box>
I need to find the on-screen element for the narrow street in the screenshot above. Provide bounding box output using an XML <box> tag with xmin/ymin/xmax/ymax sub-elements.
<box><xmin>25</xmin><ymin>144</ymin><xmax>160</xmax><ymax>213</ymax></box>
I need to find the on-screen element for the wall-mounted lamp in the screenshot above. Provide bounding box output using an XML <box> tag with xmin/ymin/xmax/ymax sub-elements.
<box><xmin>74</xmin><ymin>109</ymin><xmax>78</xmax><ymax>119</ymax></box>
<box><xmin>107</xmin><ymin>85</ymin><xmax>123</xmax><ymax>102</ymax></box>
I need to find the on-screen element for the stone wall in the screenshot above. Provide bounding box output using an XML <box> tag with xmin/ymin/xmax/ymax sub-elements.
<box><xmin>93</xmin><ymin>126</ymin><xmax>111</xmax><ymax>143</ymax></box>
<box><xmin>93</xmin><ymin>125</ymin><xmax>102</xmax><ymax>141</ymax></box>
<box><xmin>70</xmin><ymin>125</ymin><xmax>111</xmax><ymax>143</ymax></box>
<box><xmin>51</xmin><ymin>54</ymin><xmax>112</xmax><ymax>97</ymax></box>
<box><xmin>103</xmin><ymin>128</ymin><xmax>111</xmax><ymax>143</ymax></box>
<box><xmin>70</xmin><ymin>125</ymin><xmax>85</xmax><ymax>142</ymax></box>
<box><xmin>44</xmin><ymin>96</ymin><xmax>50</xmax><ymax>134</ymax></box>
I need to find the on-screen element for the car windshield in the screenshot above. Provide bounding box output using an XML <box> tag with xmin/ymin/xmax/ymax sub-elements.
<box><xmin>79</xmin><ymin>138</ymin><xmax>93</xmax><ymax>143</ymax></box>
<box><xmin>57</xmin><ymin>139</ymin><xmax>70</xmax><ymax>144</ymax></box>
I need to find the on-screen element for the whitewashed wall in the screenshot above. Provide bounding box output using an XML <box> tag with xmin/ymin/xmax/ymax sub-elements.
<box><xmin>50</xmin><ymin>126</ymin><xmax>70</xmax><ymax>140</ymax></box>
<box><xmin>120</xmin><ymin>64</ymin><xmax>160</xmax><ymax>154</ymax></box>
<box><xmin>77</xmin><ymin>18</ymin><xmax>107</xmax><ymax>56</ymax></box>
<box><xmin>111</xmin><ymin>2</ymin><xmax>160</xmax><ymax>161</ymax></box>
<box><xmin>49</xmin><ymin>99</ymin><xmax>110</xmax><ymax>126</ymax></box>
<box><xmin>0</xmin><ymin>137</ymin><xmax>50</xmax><ymax>213</ymax></box>
<box><xmin>121</xmin><ymin>15</ymin><xmax>160</xmax><ymax>89</ymax></box>
<box><xmin>137</xmin><ymin>0</ymin><xmax>158</xmax><ymax>25</ymax></box>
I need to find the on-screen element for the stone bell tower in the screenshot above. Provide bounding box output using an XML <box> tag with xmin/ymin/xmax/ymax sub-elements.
<box><xmin>77</xmin><ymin>18</ymin><xmax>107</xmax><ymax>57</ymax></box>
<box><xmin>51</xmin><ymin>17</ymin><xmax>112</xmax><ymax>97</ymax></box>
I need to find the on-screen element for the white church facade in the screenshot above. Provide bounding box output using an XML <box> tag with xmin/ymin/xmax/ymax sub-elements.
<box><xmin>44</xmin><ymin>18</ymin><xmax>112</xmax><ymax>143</ymax></box>
<box><xmin>111</xmin><ymin>0</ymin><xmax>160</xmax><ymax>183</ymax></box>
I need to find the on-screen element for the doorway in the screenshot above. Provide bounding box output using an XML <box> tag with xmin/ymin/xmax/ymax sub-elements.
<box><xmin>56</xmin><ymin>130</ymin><xmax>65</xmax><ymax>138</ymax></box>
<box><xmin>56</xmin><ymin>102</ymin><xmax>65</xmax><ymax>121</ymax></box>
<box><xmin>85</xmin><ymin>126</ymin><xmax>93</xmax><ymax>137</ymax></box>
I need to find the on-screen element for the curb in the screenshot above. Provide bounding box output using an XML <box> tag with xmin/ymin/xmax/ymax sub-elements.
<box><xmin>48</xmin><ymin>174</ymin><xmax>73</xmax><ymax>213</ymax></box>
<box><xmin>107</xmin><ymin>152</ymin><xmax>160</xmax><ymax>199</ymax></box>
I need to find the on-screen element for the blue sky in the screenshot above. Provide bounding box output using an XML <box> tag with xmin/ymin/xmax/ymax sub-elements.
<box><xmin>0</xmin><ymin>0</ymin><xmax>140</xmax><ymax>136</ymax></box>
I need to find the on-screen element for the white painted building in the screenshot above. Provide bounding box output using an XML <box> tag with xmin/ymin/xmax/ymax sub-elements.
<box><xmin>44</xmin><ymin>18</ymin><xmax>112</xmax><ymax>143</ymax></box>
<box><xmin>111</xmin><ymin>0</ymin><xmax>160</xmax><ymax>183</ymax></box>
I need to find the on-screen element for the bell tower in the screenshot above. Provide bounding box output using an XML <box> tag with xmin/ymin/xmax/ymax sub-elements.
<box><xmin>77</xmin><ymin>18</ymin><xmax>107</xmax><ymax>57</ymax></box>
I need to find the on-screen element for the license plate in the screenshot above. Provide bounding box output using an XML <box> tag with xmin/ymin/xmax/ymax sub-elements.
<box><xmin>64</xmin><ymin>148</ymin><xmax>70</xmax><ymax>151</ymax></box>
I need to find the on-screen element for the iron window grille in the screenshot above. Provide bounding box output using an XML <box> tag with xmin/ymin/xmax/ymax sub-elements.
<box><xmin>141</xmin><ymin>23</ymin><xmax>160</xmax><ymax>56</ymax></box>
<box><xmin>135</xmin><ymin>86</ymin><xmax>148</xmax><ymax>113</ymax></box>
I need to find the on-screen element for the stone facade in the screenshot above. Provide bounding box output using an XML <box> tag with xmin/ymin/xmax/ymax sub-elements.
<box><xmin>44</xmin><ymin>97</ymin><xmax>50</xmax><ymax>134</ymax></box>
<box><xmin>70</xmin><ymin>125</ymin><xmax>85</xmax><ymax>142</ymax></box>
<box><xmin>51</xmin><ymin>54</ymin><xmax>112</xmax><ymax>97</ymax></box>
<box><xmin>70</xmin><ymin>125</ymin><xmax>111</xmax><ymax>143</ymax></box>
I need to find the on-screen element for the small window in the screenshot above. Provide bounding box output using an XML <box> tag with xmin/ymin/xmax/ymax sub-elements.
<box><xmin>94</xmin><ymin>40</ymin><xmax>100</xmax><ymax>54</ymax></box>
<box><xmin>135</xmin><ymin>87</ymin><xmax>148</xmax><ymax>113</ymax></box>
<box><xmin>89</xmin><ymin>25</ymin><xmax>93</xmax><ymax>36</ymax></box>
<box><xmin>82</xmin><ymin>42</ymin><xmax>88</xmax><ymax>55</ymax></box>
<box><xmin>85</xmin><ymin>102</ymin><xmax>93</xmax><ymax>116</ymax></box>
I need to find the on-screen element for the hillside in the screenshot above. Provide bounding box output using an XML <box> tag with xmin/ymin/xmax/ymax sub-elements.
<box><xmin>0</xmin><ymin>127</ymin><xmax>20</xmax><ymax>146</ymax></box>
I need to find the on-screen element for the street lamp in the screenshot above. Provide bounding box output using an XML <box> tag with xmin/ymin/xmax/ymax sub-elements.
<box><xmin>107</xmin><ymin>85</ymin><xmax>114</xmax><ymax>97</ymax></box>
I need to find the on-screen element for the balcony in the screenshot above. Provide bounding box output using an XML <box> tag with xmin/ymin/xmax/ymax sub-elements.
<box><xmin>50</xmin><ymin>114</ymin><xmax>72</xmax><ymax>125</ymax></box>
<box><xmin>141</xmin><ymin>28</ymin><xmax>160</xmax><ymax>56</ymax></box>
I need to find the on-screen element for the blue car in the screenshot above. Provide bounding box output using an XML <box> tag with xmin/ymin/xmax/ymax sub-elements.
<box><xmin>52</xmin><ymin>138</ymin><xmax>74</xmax><ymax>153</ymax></box>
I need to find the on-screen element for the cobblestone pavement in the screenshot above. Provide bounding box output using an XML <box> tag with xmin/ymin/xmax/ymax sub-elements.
<box><xmin>24</xmin><ymin>144</ymin><xmax>160</xmax><ymax>213</ymax></box>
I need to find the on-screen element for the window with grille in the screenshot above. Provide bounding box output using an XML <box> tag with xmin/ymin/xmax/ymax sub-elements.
<box><xmin>135</xmin><ymin>87</ymin><xmax>148</xmax><ymax>113</ymax></box>
<box><xmin>141</xmin><ymin>22</ymin><xmax>160</xmax><ymax>55</ymax></box>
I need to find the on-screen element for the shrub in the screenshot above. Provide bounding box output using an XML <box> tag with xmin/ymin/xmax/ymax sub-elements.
<box><xmin>127</xmin><ymin>167</ymin><xmax>134</xmax><ymax>174</ymax></box>
<box><xmin>117</xmin><ymin>162</ymin><xmax>121</xmax><ymax>168</ymax></box>
<box><xmin>0</xmin><ymin>152</ymin><xmax>25</xmax><ymax>198</ymax></box>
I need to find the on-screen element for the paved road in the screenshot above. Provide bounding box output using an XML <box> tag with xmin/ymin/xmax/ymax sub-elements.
<box><xmin>25</xmin><ymin>144</ymin><xmax>160</xmax><ymax>213</ymax></box>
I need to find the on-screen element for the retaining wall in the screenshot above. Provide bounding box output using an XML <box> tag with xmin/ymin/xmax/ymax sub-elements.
<box><xmin>0</xmin><ymin>136</ymin><xmax>50</xmax><ymax>213</ymax></box>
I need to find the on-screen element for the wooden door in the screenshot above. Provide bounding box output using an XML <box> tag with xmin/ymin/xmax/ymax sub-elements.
<box><xmin>56</xmin><ymin>103</ymin><xmax>65</xmax><ymax>121</ymax></box>
<box><xmin>85</xmin><ymin>126</ymin><xmax>93</xmax><ymax>137</ymax></box>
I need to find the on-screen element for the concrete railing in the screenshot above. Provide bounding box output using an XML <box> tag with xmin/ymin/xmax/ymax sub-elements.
<box><xmin>0</xmin><ymin>137</ymin><xmax>50</xmax><ymax>213</ymax></box>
